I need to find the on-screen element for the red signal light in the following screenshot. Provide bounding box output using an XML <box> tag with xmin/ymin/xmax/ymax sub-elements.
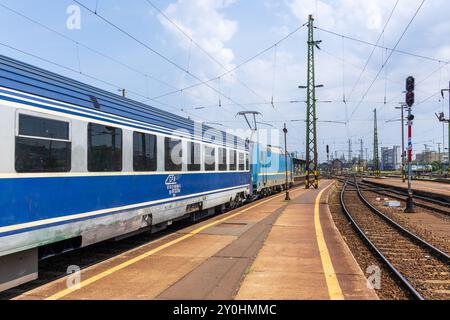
<box><xmin>406</xmin><ymin>91</ymin><xmax>415</xmax><ymax>107</ymax></box>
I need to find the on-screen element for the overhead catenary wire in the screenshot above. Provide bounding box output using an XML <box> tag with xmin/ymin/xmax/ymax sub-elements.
<box><xmin>147</xmin><ymin>22</ymin><xmax>308</xmax><ymax>102</ymax></box>
<box><xmin>0</xmin><ymin>41</ymin><xmax>226</xmax><ymax>125</ymax></box>
<box><xmin>342</xmin><ymin>35</ymin><xmax>346</xmax><ymax>104</ymax></box>
<box><xmin>145</xmin><ymin>0</ymin><xmax>270</xmax><ymax>105</ymax></box>
<box><xmin>348</xmin><ymin>0</ymin><xmax>427</xmax><ymax>121</ymax></box>
<box><xmin>0</xmin><ymin>2</ymin><xmax>179</xmax><ymax>92</ymax></box>
<box><xmin>386</xmin><ymin>60</ymin><xmax>448</xmax><ymax>105</ymax></box>
<box><xmin>315</xmin><ymin>26</ymin><xmax>448</xmax><ymax>65</ymax></box>
<box><xmin>94</xmin><ymin>0</ymin><xmax>100</xmax><ymax>14</ymax></box>
<box><xmin>72</xmin><ymin>0</ymin><xmax>249</xmax><ymax>112</ymax></box>
<box><xmin>271</xmin><ymin>44</ymin><xmax>278</xmax><ymax>108</ymax></box>
<box><xmin>345</xmin><ymin>0</ymin><xmax>400</xmax><ymax>105</ymax></box>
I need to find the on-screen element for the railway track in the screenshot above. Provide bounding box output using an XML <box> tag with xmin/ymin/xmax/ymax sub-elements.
<box><xmin>356</xmin><ymin>180</ymin><xmax>449</xmax><ymax>217</ymax></box>
<box><xmin>335</xmin><ymin>176</ymin><xmax>449</xmax><ymax>217</ymax></box>
<box><xmin>340</xmin><ymin>178</ymin><xmax>450</xmax><ymax>300</ymax></box>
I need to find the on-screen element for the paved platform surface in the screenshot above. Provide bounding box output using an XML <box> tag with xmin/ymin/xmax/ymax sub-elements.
<box><xmin>364</xmin><ymin>178</ymin><xmax>450</xmax><ymax>199</ymax></box>
<box><xmin>236</xmin><ymin>181</ymin><xmax>378</xmax><ymax>300</ymax></box>
<box><xmin>13</xmin><ymin>180</ymin><xmax>377</xmax><ymax>300</ymax></box>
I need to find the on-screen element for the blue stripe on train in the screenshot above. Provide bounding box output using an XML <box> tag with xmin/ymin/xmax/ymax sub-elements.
<box><xmin>0</xmin><ymin>172</ymin><xmax>250</xmax><ymax>229</ymax></box>
<box><xmin>0</xmin><ymin>185</ymin><xmax>247</xmax><ymax>238</ymax></box>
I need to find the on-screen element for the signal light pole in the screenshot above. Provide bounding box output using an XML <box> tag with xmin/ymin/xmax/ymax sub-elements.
<box><xmin>396</xmin><ymin>103</ymin><xmax>408</xmax><ymax>183</ymax></box>
<box><xmin>405</xmin><ymin>76</ymin><xmax>415</xmax><ymax>213</ymax></box>
<box><xmin>283</xmin><ymin>123</ymin><xmax>291</xmax><ymax>201</ymax></box>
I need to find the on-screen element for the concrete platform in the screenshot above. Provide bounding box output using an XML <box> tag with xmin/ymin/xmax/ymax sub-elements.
<box><xmin>12</xmin><ymin>180</ymin><xmax>378</xmax><ymax>300</ymax></box>
<box><xmin>236</xmin><ymin>181</ymin><xmax>378</xmax><ymax>300</ymax></box>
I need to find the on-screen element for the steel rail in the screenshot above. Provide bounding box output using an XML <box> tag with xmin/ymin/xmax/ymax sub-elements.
<box><xmin>340</xmin><ymin>180</ymin><xmax>448</xmax><ymax>300</ymax></box>
<box><xmin>361</xmin><ymin>180</ymin><xmax>449</xmax><ymax>207</ymax></box>
<box><xmin>354</xmin><ymin>179</ymin><xmax>450</xmax><ymax>263</ymax></box>
<box><xmin>347</xmin><ymin>180</ymin><xmax>450</xmax><ymax>216</ymax></box>
<box><xmin>340</xmin><ymin>179</ymin><xmax>424</xmax><ymax>299</ymax></box>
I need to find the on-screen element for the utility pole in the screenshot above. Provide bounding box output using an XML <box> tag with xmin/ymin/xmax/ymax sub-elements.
<box><xmin>283</xmin><ymin>124</ymin><xmax>291</xmax><ymax>201</ymax></box>
<box><xmin>365</xmin><ymin>148</ymin><xmax>368</xmax><ymax>174</ymax></box>
<box><xmin>302</xmin><ymin>14</ymin><xmax>322</xmax><ymax>189</ymax></box>
<box><xmin>359</xmin><ymin>139</ymin><xmax>364</xmax><ymax>167</ymax></box>
<box><xmin>326</xmin><ymin>145</ymin><xmax>330</xmax><ymax>178</ymax></box>
<box><xmin>437</xmin><ymin>142</ymin><xmax>442</xmax><ymax>174</ymax></box>
<box><xmin>348</xmin><ymin>139</ymin><xmax>352</xmax><ymax>166</ymax></box>
<box><xmin>373</xmin><ymin>109</ymin><xmax>380</xmax><ymax>177</ymax></box>
<box><xmin>438</xmin><ymin>82</ymin><xmax>450</xmax><ymax>174</ymax></box>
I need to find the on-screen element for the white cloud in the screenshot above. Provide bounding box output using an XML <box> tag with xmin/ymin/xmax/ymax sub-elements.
<box><xmin>158</xmin><ymin>0</ymin><xmax>239</xmax><ymax>73</ymax></box>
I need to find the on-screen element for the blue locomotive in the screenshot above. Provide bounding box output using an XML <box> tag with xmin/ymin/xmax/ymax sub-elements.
<box><xmin>0</xmin><ymin>55</ymin><xmax>293</xmax><ymax>292</ymax></box>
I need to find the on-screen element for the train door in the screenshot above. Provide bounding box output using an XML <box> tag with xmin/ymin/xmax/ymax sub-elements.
<box><xmin>259</xmin><ymin>148</ymin><xmax>267</xmax><ymax>188</ymax></box>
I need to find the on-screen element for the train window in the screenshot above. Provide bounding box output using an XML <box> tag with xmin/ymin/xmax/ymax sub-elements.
<box><xmin>133</xmin><ymin>132</ymin><xmax>157</xmax><ymax>172</ymax></box>
<box><xmin>205</xmin><ymin>146</ymin><xmax>216</xmax><ymax>171</ymax></box>
<box><xmin>165</xmin><ymin>137</ymin><xmax>182</xmax><ymax>171</ymax></box>
<box><xmin>218</xmin><ymin>148</ymin><xmax>227</xmax><ymax>171</ymax></box>
<box><xmin>19</xmin><ymin>114</ymin><xmax>69</xmax><ymax>140</ymax></box>
<box><xmin>239</xmin><ymin>152</ymin><xmax>245</xmax><ymax>171</ymax></box>
<box><xmin>88</xmin><ymin>123</ymin><xmax>122</xmax><ymax>172</ymax></box>
<box><xmin>15</xmin><ymin>114</ymin><xmax>71</xmax><ymax>173</ymax></box>
<box><xmin>188</xmin><ymin>141</ymin><xmax>201</xmax><ymax>171</ymax></box>
<box><xmin>229</xmin><ymin>150</ymin><xmax>237</xmax><ymax>171</ymax></box>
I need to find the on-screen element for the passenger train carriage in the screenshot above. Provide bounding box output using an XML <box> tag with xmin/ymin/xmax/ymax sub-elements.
<box><xmin>0</xmin><ymin>55</ymin><xmax>293</xmax><ymax>292</ymax></box>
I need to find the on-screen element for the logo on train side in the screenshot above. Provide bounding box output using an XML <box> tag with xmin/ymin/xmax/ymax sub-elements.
<box><xmin>165</xmin><ymin>175</ymin><xmax>181</xmax><ymax>197</ymax></box>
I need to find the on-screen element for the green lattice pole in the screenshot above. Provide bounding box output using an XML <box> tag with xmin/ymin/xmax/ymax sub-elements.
<box><xmin>373</xmin><ymin>108</ymin><xmax>380</xmax><ymax>177</ymax></box>
<box><xmin>305</xmin><ymin>15</ymin><xmax>318</xmax><ymax>189</ymax></box>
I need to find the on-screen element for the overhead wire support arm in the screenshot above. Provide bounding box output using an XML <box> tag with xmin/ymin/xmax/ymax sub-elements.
<box><xmin>236</xmin><ymin>111</ymin><xmax>262</xmax><ymax>132</ymax></box>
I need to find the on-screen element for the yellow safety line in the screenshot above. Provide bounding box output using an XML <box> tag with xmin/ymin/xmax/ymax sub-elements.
<box><xmin>314</xmin><ymin>184</ymin><xmax>345</xmax><ymax>300</ymax></box>
<box><xmin>46</xmin><ymin>188</ymin><xmax>302</xmax><ymax>300</ymax></box>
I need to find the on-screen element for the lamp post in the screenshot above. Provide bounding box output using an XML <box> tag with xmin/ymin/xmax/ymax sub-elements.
<box><xmin>283</xmin><ymin>123</ymin><xmax>291</xmax><ymax>201</ymax></box>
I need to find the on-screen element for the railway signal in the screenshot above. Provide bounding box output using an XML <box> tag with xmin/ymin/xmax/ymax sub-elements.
<box><xmin>405</xmin><ymin>76</ymin><xmax>415</xmax><ymax>213</ymax></box>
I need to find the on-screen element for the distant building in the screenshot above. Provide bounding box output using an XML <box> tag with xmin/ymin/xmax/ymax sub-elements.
<box><xmin>381</xmin><ymin>146</ymin><xmax>402</xmax><ymax>171</ymax></box>
<box><xmin>331</xmin><ymin>159</ymin><xmax>343</xmax><ymax>175</ymax></box>
<box><xmin>292</xmin><ymin>158</ymin><xmax>306</xmax><ymax>177</ymax></box>
<box><xmin>416</xmin><ymin>151</ymin><xmax>448</xmax><ymax>164</ymax></box>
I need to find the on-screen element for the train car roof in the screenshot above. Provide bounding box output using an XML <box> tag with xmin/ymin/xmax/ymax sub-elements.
<box><xmin>0</xmin><ymin>54</ymin><xmax>247</xmax><ymax>150</ymax></box>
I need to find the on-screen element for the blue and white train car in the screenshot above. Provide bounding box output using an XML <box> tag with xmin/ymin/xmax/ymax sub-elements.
<box><xmin>251</xmin><ymin>143</ymin><xmax>294</xmax><ymax>195</ymax></box>
<box><xmin>0</xmin><ymin>55</ymin><xmax>251</xmax><ymax>291</ymax></box>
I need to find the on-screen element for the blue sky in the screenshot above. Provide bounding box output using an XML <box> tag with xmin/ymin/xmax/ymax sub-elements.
<box><xmin>0</xmin><ymin>0</ymin><xmax>449</xmax><ymax>161</ymax></box>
